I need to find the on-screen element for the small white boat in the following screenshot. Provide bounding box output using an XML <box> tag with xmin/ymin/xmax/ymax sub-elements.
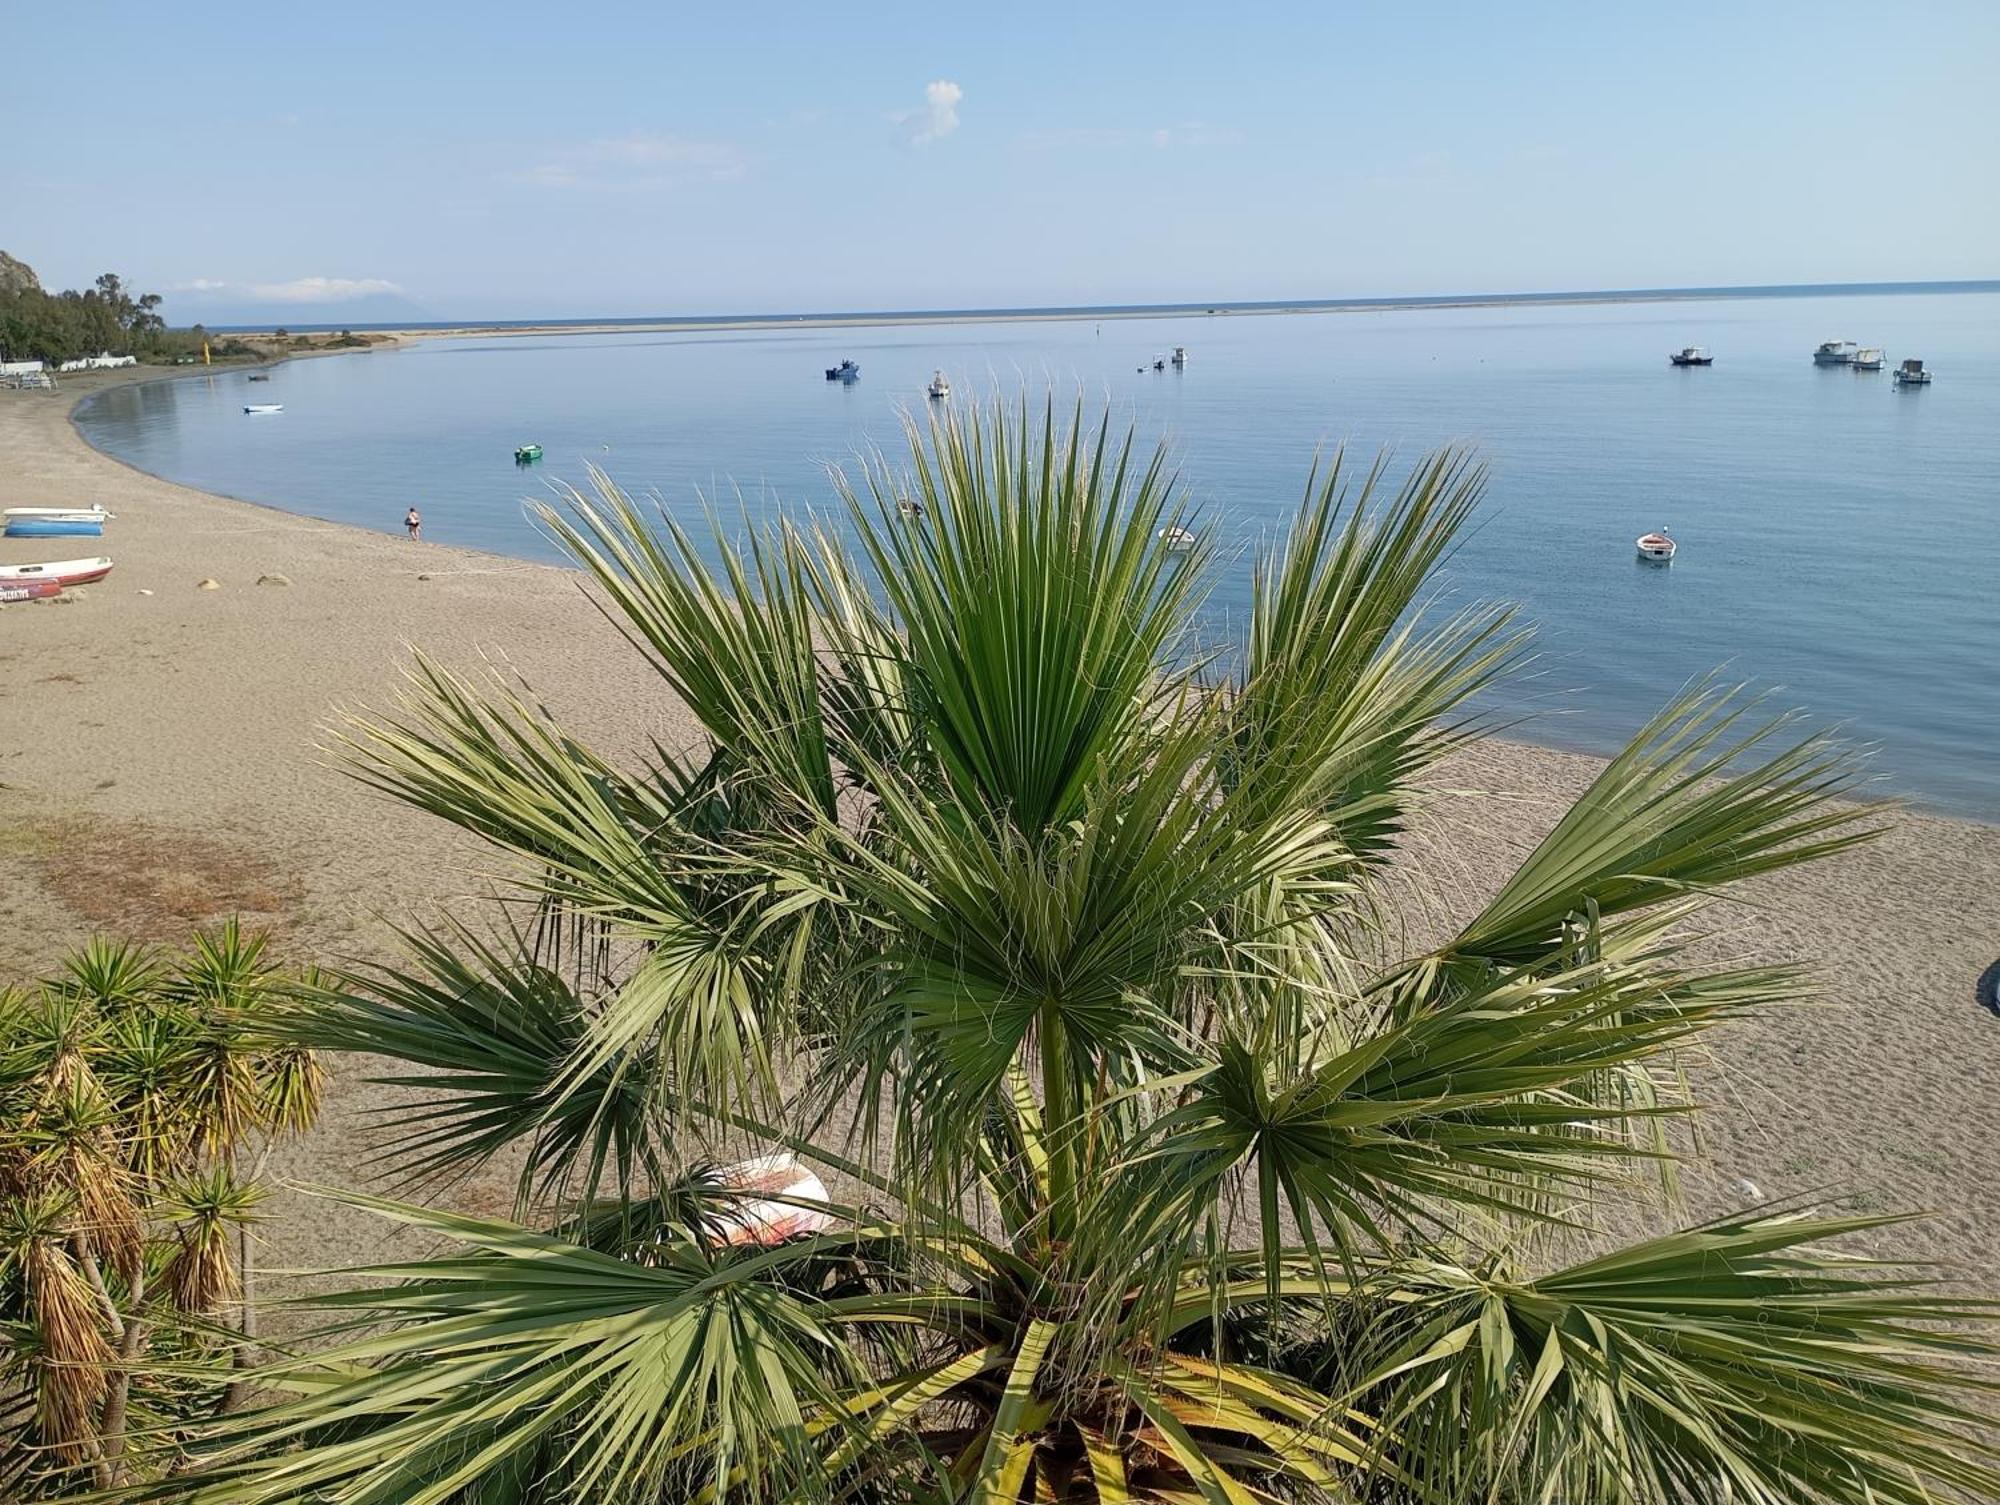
<box><xmin>0</xmin><ymin>556</ymin><xmax>114</xmax><ymax>588</ymax></box>
<box><xmin>707</xmin><ymin>1154</ymin><xmax>836</xmax><ymax>1248</ymax></box>
<box><xmin>1812</xmin><ymin>339</ymin><xmax>1858</xmax><ymax>367</ymax></box>
<box><xmin>1667</xmin><ymin>346</ymin><xmax>1713</xmax><ymax>366</ymax></box>
<box><xmin>1158</xmin><ymin>526</ymin><xmax>1199</xmax><ymax>552</ymax></box>
<box><xmin>243</xmin><ymin>403</ymin><xmax>284</xmax><ymax>414</ymax></box>
<box><xmin>4</xmin><ymin>506</ymin><xmax>110</xmax><ymax>521</ymax></box>
<box><xmin>926</xmin><ymin>370</ymin><xmax>951</xmax><ymax>400</ymax></box>
<box><xmin>1636</xmin><ymin>531</ymin><xmax>1677</xmax><ymax>564</ymax></box>
<box><xmin>1170</xmin><ymin>346</ymin><xmax>1189</xmax><ymax>366</ymax></box>
<box><xmin>1892</xmin><ymin>358</ymin><xmax>1932</xmax><ymax>386</ymax></box>
<box><xmin>1851</xmin><ymin>347</ymin><xmax>1884</xmax><ymax>371</ymax></box>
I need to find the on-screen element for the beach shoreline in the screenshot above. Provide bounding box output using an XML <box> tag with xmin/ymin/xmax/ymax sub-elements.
<box><xmin>5</xmin><ymin>362</ymin><xmax>1999</xmax><ymax>1279</ymax></box>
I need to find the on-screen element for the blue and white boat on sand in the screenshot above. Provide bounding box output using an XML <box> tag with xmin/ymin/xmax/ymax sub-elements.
<box><xmin>4</xmin><ymin>506</ymin><xmax>111</xmax><ymax>539</ymax></box>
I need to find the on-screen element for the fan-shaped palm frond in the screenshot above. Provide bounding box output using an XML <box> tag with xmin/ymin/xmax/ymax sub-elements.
<box><xmin>1351</xmin><ymin>1212</ymin><xmax>2000</xmax><ymax>1505</ymax></box>
<box><xmin>141</xmin><ymin>395</ymin><xmax>1991</xmax><ymax>1505</ymax></box>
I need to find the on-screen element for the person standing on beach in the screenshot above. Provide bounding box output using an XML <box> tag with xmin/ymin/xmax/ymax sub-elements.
<box><xmin>404</xmin><ymin>506</ymin><xmax>422</xmax><ymax>541</ymax></box>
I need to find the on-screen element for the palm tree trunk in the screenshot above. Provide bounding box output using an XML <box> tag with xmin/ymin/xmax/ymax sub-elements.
<box><xmin>97</xmin><ymin>1268</ymin><xmax>148</xmax><ymax>1486</ymax></box>
<box><xmin>220</xmin><ymin>1145</ymin><xmax>272</xmax><ymax>1414</ymax></box>
<box><xmin>218</xmin><ymin>1220</ymin><xmax>256</xmax><ymax>1412</ymax></box>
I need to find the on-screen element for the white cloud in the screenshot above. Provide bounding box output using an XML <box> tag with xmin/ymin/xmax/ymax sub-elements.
<box><xmin>898</xmin><ymin>79</ymin><xmax>963</xmax><ymax>145</ymax></box>
<box><xmin>172</xmin><ymin>276</ymin><xmax>405</xmax><ymax>304</ymax></box>
<box><xmin>524</xmin><ymin>132</ymin><xmax>746</xmax><ymax>191</ymax></box>
<box><xmin>248</xmin><ymin>277</ymin><xmax>404</xmax><ymax>304</ymax></box>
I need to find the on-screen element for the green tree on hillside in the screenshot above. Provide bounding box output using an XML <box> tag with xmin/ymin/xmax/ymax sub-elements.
<box><xmin>122</xmin><ymin>402</ymin><xmax>1997</xmax><ymax>1503</ymax></box>
<box><xmin>0</xmin><ymin>264</ymin><xmax>179</xmax><ymax>365</ymax></box>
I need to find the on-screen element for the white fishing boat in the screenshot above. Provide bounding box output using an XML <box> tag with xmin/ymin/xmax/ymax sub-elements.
<box><xmin>1667</xmin><ymin>346</ymin><xmax>1713</xmax><ymax>366</ymax></box>
<box><xmin>243</xmin><ymin>403</ymin><xmax>284</xmax><ymax>414</ymax></box>
<box><xmin>1635</xmin><ymin>531</ymin><xmax>1677</xmax><ymax>564</ymax></box>
<box><xmin>1892</xmin><ymin>358</ymin><xmax>1932</xmax><ymax>386</ymax></box>
<box><xmin>1171</xmin><ymin>346</ymin><xmax>1189</xmax><ymax>366</ymax></box>
<box><xmin>1158</xmin><ymin>526</ymin><xmax>1198</xmax><ymax>552</ymax></box>
<box><xmin>1812</xmin><ymin>339</ymin><xmax>1858</xmax><ymax>366</ymax></box>
<box><xmin>6</xmin><ymin>507</ymin><xmax>107</xmax><ymax>538</ymax></box>
<box><xmin>926</xmin><ymin>370</ymin><xmax>951</xmax><ymax>400</ymax></box>
<box><xmin>4</xmin><ymin>506</ymin><xmax>110</xmax><ymax>520</ymax></box>
<box><xmin>707</xmin><ymin>1154</ymin><xmax>836</xmax><ymax>1248</ymax></box>
<box><xmin>0</xmin><ymin>556</ymin><xmax>115</xmax><ymax>588</ymax></box>
<box><xmin>1851</xmin><ymin>347</ymin><xmax>1884</xmax><ymax>371</ymax></box>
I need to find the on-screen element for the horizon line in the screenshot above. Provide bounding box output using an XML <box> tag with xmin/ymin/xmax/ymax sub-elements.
<box><xmin>206</xmin><ymin>276</ymin><xmax>2000</xmax><ymax>334</ymax></box>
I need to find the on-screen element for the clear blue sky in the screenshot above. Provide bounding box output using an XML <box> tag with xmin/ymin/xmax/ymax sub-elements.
<box><xmin>9</xmin><ymin>2</ymin><xmax>1997</xmax><ymax>320</ymax></box>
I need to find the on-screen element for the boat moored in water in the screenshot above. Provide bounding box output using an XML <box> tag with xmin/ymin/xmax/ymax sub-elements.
<box><xmin>1852</xmin><ymin>348</ymin><xmax>1885</xmax><ymax>371</ymax></box>
<box><xmin>1892</xmin><ymin>358</ymin><xmax>1932</xmax><ymax>386</ymax></box>
<box><xmin>1171</xmin><ymin>346</ymin><xmax>1189</xmax><ymax>366</ymax></box>
<box><xmin>0</xmin><ymin>556</ymin><xmax>115</xmax><ymax>589</ymax></box>
<box><xmin>825</xmin><ymin>359</ymin><xmax>860</xmax><ymax>382</ymax></box>
<box><xmin>1812</xmin><ymin>339</ymin><xmax>1858</xmax><ymax>366</ymax></box>
<box><xmin>1636</xmin><ymin>532</ymin><xmax>1677</xmax><ymax>564</ymax></box>
<box><xmin>514</xmin><ymin>443</ymin><xmax>543</xmax><ymax>463</ymax></box>
<box><xmin>1158</xmin><ymin>526</ymin><xmax>1199</xmax><ymax>552</ymax></box>
<box><xmin>926</xmin><ymin>370</ymin><xmax>950</xmax><ymax>400</ymax></box>
<box><xmin>243</xmin><ymin>403</ymin><xmax>283</xmax><ymax>414</ymax></box>
<box><xmin>1668</xmin><ymin>346</ymin><xmax>1713</xmax><ymax>366</ymax></box>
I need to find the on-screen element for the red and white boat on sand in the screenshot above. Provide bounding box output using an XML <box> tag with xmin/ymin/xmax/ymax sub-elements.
<box><xmin>0</xmin><ymin>579</ymin><xmax>64</xmax><ymax>602</ymax></box>
<box><xmin>0</xmin><ymin>556</ymin><xmax>115</xmax><ymax>589</ymax></box>
<box><xmin>709</xmin><ymin>1154</ymin><xmax>837</xmax><ymax>1248</ymax></box>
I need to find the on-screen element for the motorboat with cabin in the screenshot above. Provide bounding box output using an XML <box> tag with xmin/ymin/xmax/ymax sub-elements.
<box><xmin>825</xmin><ymin>359</ymin><xmax>860</xmax><ymax>382</ymax></box>
<box><xmin>1635</xmin><ymin>531</ymin><xmax>1677</xmax><ymax>564</ymax></box>
<box><xmin>1668</xmin><ymin>346</ymin><xmax>1712</xmax><ymax>366</ymax></box>
<box><xmin>926</xmin><ymin>370</ymin><xmax>950</xmax><ymax>400</ymax></box>
<box><xmin>1812</xmin><ymin>340</ymin><xmax>1858</xmax><ymax>366</ymax></box>
<box><xmin>1892</xmin><ymin>358</ymin><xmax>1932</xmax><ymax>386</ymax></box>
<box><xmin>1171</xmin><ymin>346</ymin><xmax>1189</xmax><ymax>366</ymax></box>
<box><xmin>1851</xmin><ymin>348</ymin><xmax>1884</xmax><ymax>371</ymax></box>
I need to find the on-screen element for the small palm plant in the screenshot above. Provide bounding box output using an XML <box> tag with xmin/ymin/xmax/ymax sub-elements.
<box><xmin>140</xmin><ymin>401</ymin><xmax>1994</xmax><ymax>1503</ymax></box>
<box><xmin>0</xmin><ymin>923</ymin><xmax>323</xmax><ymax>1496</ymax></box>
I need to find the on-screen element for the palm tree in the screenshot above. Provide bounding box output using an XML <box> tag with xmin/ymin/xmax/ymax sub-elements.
<box><xmin>0</xmin><ymin>925</ymin><xmax>323</xmax><ymax>1496</ymax></box>
<box><xmin>140</xmin><ymin>400</ymin><xmax>1994</xmax><ymax>1503</ymax></box>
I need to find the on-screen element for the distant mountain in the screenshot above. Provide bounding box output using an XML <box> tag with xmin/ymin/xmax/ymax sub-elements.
<box><xmin>0</xmin><ymin>250</ymin><xmax>41</xmax><ymax>296</ymax></box>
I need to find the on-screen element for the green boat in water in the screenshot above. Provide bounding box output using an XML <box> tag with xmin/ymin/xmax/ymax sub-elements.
<box><xmin>514</xmin><ymin>443</ymin><xmax>543</xmax><ymax>463</ymax></box>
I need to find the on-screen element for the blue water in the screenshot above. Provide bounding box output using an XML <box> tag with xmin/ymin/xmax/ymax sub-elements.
<box><xmin>77</xmin><ymin>292</ymin><xmax>2000</xmax><ymax>819</ymax></box>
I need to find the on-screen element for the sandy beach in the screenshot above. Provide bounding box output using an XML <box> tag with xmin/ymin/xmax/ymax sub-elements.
<box><xmin>3</xmin><ymin>359</ymin><xmax>1996</xmax><ymax>1282</ymax></box>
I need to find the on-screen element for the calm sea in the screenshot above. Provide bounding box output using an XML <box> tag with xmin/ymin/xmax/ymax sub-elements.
<box><xmin>76</xmin><ymin>292</ymin><xmax>2000</xmax><ymax>820</ymax></box>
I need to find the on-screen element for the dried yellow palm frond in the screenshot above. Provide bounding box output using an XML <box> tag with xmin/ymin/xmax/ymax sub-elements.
<box><xmin>255</xmin><ymin>1040</ymin><xmax>325</xmax><ymax>1140</ymax></box>
<box><xmin>21</xmin><ymin>1083</ymin><xmax>145</xmax><ymax>1285</ymax></box>
<box><xmin>1</xmin><ymin>1193</ymin><xmax>112</xmax><ymax>1461</ymax></box>
<box><xmin>157</xmin><ymin>1168</ymin><xmax>263</xmax><ymax>1315</ymax></box>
